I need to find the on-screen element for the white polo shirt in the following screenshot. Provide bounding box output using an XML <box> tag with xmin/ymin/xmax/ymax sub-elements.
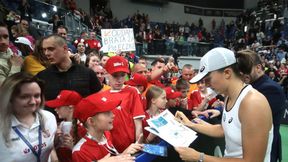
<box><xmin>0</xmin><ymin>110</ymin><xmax>57</xmax><ymax>162</ymax></box>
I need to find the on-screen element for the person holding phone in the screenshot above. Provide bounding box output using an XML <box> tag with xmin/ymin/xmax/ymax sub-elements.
<box><xmin>175</xmin><ymin>47</ymin><xmax>273</xmax><ymax>162</ymax></box>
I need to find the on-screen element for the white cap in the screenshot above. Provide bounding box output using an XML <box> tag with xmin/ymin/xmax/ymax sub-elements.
<box><xmin>14</xmin><ymin>37</ymin><xmax>34</xmax><ymax>51</ymax></box>
<box><xmin>190</xmin><ymin>47</ymin><xmax>236</xmax><ymax>83</ymax></box>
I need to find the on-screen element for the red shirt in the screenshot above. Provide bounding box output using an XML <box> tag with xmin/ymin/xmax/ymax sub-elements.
<box><xmin>189</xmin><ymin>90</ymin><xmax>217</xmax><ymax>110</ymax></box>
<box><xmin>86</xmin><ymin>39</ymin><xmax>101</xmax><ymax>51</ymax></box>
<box><xmin>101</xmin><ymin>86</ymin><xmax>145</xmax><ymax>152</ymax></box>
<box><xmin>189</xmin><ymin>90</ymin><xmax>202</xmax><ymax>110</ymax></box>
<box><xmin>142</xmin><ymin>111</ymin><xmax>150</xmax><ymax>139</ymax></box>
<box><xmin>72</xmin><ymin>132</ymin><xmax>115</xmax><ymax>162</ymax></box>
<box><xmin>141</xmin><ymin>96</ymin><xmax>147</xmax><ymax>111</ymax></box>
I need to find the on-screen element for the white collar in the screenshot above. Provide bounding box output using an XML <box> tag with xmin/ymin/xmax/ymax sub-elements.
<box><xmin>11</xmin><ymin>113</ymin><xmax>40</xmax><ymax>129</ymax></box>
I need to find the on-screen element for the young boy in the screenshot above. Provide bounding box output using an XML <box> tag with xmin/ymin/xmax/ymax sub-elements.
<box><xmin>102</xmin><ymin>56</ymin><xmax>145</xmax><ymax>152</ymax></box>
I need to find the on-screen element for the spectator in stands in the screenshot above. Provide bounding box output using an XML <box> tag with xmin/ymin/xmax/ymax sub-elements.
<box><xmin>20</xmin><ymin>18</ymin><xmax>41</xmax><ymax>40</ymax></box>
<box><xmin>72</xmin><ymin>92</ymin><xmax>142</xmax><ymax>162</ymax></box>
<box><xmin>102</xmin><ymin>56</ymin><xmax>145</xmax><ymax>152</ymax></box>
<box><xmin>149</xmin><ymin>57</ymin><xmax>166</xmax><ymax>87</ymax></box>
<box><xmin>165</xmin><ymin>86</ymin><xmax>182</xmax><ymax>108</ymax></box>
<box><xmin>23</xmin><ymin>37</ymin><xmax>50</xmax><ymax>76</ymax></box>
<box><xmin>277</xmin><ymin>63</ymin><xmax>288</xmax><ymax>78</ymax></box>
<box><xmin>90</xmin><ymin>65</ymin><xmax>110</xmax><ymax>91</ymax></box>
<box><xmin>175</xmin><ymin>78</ymin><xmax>190</xmax><ymax>109</ymax></box>
<box><xmin>125</xmin><ymin>73</ymin><xmax>148</xmax><ymax>110</ymax></box>
<box><xmin>85</xmin><ymin>53</ymin><xmax>101</xmax><ymax>68</ymax></box>
<box><xmin>100</xmin><ymin>54</ymin><xmax>109</xmax><ymax>67</ymax></box>
<box><xmin>49</xmin><ymin>14</ymin><xmax>64</xmax><ymax>33</ymax></box>
<box><xmin>268</xmin><ymin>70</ymin><xmax>280</xmax><ymax>82</ymax></box>
<box><xmin>0</xmin><ymin>72</ymin><xmax>57</xmax><ymax>162</ymax></box>
<box><xmin>189</xmin><ymin>79</ymin><xmax>216</xmax><ymax>111</ymax></box>
<box><xmin>86</xmin><ymin>31</ymin><xmax>101</xmax><ymax>51</ymax></box>
<box><xmin>75</xmin><ymin>40</ymin><xmax>88</xmax><ymax>65</ymax></box>
<box><xmin>14</xmin><ymin>36</ymin><xmax>34</xmax><ymax>57</ymax></box>
<box><xmin>172</xmin><ymin>64</ymin><xmax>198</xmax><ymax>97</ymax></box>
<box><xmin>175</xmin><ymin>47</ymin><xmax>273</xmax><ymax>162</ymax></box>
<box><xmin>0</xmin><ymin>22</ymin><xmax>23</xmax><ymax>86</ymax></box>
<box><xmin>18</xmin><ymin>0</ymin><xmax>32</xmax><ymax>22</ymax></box>
<box><xmin>138</xmin><ymin>56</ymin><xmax>147</xmax><ymax>67</ymax></box>
<box><xmin>10</xmin><ymin>24</ymin><xmax>34</xmax><ymax>44</ymax></box>
<box><xmin>238</xmin><ymin>49</ymin><xmax>286</xmax><ymax>162</ymax></box>
<box><xmin>125</xmin><ymin>73</ymin><xmax>148</xmax><ymax>95</ymax></box>
<box><xmin>36</xmin><ymin>34</ymin><xmax>102</xmax><ymax>117</ymax></box>
<box><xmin>56</xmin><ymin>25</ymin><xmax>76</xmax><ymax>53</ymax></box>
<box><xmin>132</xmin><ymin>63</ymin><xmax>148</xmax><ymax>76</ymax></box>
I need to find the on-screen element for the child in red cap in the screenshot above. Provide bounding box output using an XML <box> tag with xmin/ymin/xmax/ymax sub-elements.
<box><xmin>101</xmin><ymin>56</ymin><xmax>145</xmax><ymax>152</ymax></box>
<box><xmin>125</xmin><ymin>73</ymin><xmax>148</xmax><ymax>110</ymax></box>
<box><xmin>45</xmin><ymin>90</ymin><xmax>83</xmax><ymax>162</ymax></box>
<box><xmin>165</xmin><ymin>86</ymin><xmax>182</xmax><ymax>108</ymax></box>
<box><xmin>72</xmin><ymin>93</ymin><xmax>143</xmax><ymax>162</ymax></box>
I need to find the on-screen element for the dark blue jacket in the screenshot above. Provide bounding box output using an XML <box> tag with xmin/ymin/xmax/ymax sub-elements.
<box><xmin>251</xmin><ymin>74</ymin><xmax>286</xmax><ymax>162</ymax></box>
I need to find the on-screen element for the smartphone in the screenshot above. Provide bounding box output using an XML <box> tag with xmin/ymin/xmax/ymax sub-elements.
<box><xmin>142</xmin><ymin>144</ymin><xmax>168</xmax><ymax>157</ymax></box>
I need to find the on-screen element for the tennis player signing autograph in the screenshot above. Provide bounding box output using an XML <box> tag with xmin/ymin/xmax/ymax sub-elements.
<box><xmin>175</xmin><ymin>47</ymin><xmax>273</xmax><ymax>162</ymax></box>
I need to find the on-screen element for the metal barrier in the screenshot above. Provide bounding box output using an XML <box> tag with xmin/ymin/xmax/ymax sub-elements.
<box><xmin>20</xmin><ymin>0</ymin><xmax>89</xmax><ymax>39</ymax></box>
<box><xmin>141</xmin><ymin>40</ymin><xmax>214</xmax><ymax>57</ymax></box>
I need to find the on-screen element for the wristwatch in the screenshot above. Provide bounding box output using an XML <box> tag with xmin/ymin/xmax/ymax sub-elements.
<box><xmin>198</xmin><ymin>152</ymin><xmax>204</xmax><ymax>162</ymax></box>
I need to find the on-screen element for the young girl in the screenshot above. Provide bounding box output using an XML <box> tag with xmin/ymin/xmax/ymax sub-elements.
<box><xmin>45</xmin><ymin>90</ymin><xmax>83</xmax><ymax>162</ymax></box>
<box><xmin>72</xmin><ymin>92</ymin><xmax>143</xmax><ymax>162</ymax></box>
<box><xmin>85</xmin><ymin>53</ymin><xmax>101</xmax><ymax>68</ymax></box>
<box><xmin>143</xmin><ymin>86</ymin><xmax>167</xmax><ymax>143</ymax></box>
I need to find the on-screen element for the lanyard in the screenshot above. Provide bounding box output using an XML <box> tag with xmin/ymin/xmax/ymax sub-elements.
<box><xmin>86</xmin><ymin>133</ymin><xmax>119</xmax><ymax>156</ymax></box>
<box><xmin>12</xmin><ymin>126</ymin><xmax>42</xmax><ymax>162</ymax></box>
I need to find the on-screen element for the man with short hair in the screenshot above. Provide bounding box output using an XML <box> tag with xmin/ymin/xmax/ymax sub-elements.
<box><xmin>36</xmin><ymin>34</ymin><xmax>102</xmax><ymax>116</ymax></box>
<box><xmin>172</xmin><ymin>64</ymin><xmax>198</xmax><ymax>97</ymax></box>
<box><xmin>56</xmin><ymin>25</ymin><xmax>76</xmax><ymax>53</ymax></box>
<box><xmin>240</xmin><ymin>49</ymin><xmax>286</xmax><ymax>162</ymax></box>
<box><xmin>138</xmin><ymin>56</ymin><xmax>147</xmax><ymax>67</ymax></box>
<box><xmin>0</xmin><ymin>22</ymin><xmax>23</xmax><ymax>86</ymax></box>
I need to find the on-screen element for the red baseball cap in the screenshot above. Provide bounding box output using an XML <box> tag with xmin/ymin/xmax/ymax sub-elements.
<box><xmin>45</xmin><ymin>90</ymin><xmax>82</xmax><ymax>108</ymax></box>
<box><xmin>165</xmin><ymin>87</ymin><xmax>182</xmax><ymax>99</ymax></box>
<box><xmin>125</xmin><ymin>73</ymin><xmax>148</xmax><ymax>89</ymax></box>
<box><xmin>104</xmin><ymin>56</ymin><xmax>130</xmax><ymax>74</ymax></box>
<box><xmin>73</xmin><ymin>92</ymin><xmax>121</xmax><ymax>123</ymax></box>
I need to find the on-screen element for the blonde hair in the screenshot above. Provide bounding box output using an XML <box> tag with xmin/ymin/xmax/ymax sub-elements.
<box><xmin>145</xmin><ymin>86</ymin><xmax>165</xmax><ymax>110</ymax></box>
<box><xmin>0</xmin><ymin>72</ymin><xmax>46</xmax><ymax>146</ymax></box>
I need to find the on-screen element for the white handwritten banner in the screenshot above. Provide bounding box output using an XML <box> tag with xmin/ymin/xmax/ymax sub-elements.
<box><xmin>101</xmin><ymin>28</ymin><xmax>136</xmax><ymax>53</ymax></box>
